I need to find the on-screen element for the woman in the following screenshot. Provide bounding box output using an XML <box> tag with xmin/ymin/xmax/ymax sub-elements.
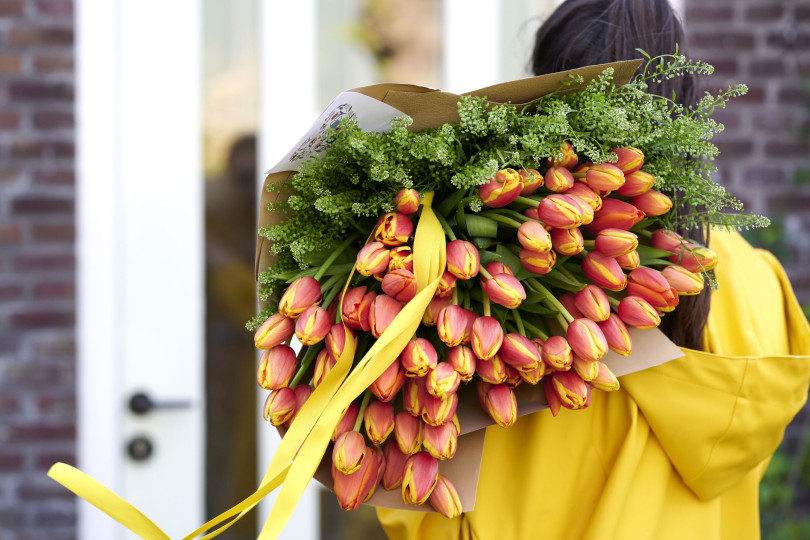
<box><xmin>377</xmin><ymin>1</ymin><xmax>810</xmax><ymax>538</ymax></box>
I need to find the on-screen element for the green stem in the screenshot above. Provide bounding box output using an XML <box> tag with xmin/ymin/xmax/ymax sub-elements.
<box><xmin>479</xmin><ymin>266</ymin><xmax>493</xmax><ymax>280</ymax></box>
<box><xmin>521</xmin><ymin>319</ymin><xmax>549</xmax><ymax>341</ymax></box>
<box><xmin>582</xmin><ymin>240</ymin><xmax>595</xmax><ymax>247</ymax></box>
<box><xmin>314</xmin><ymin>233</ymin><xmax>361</xmax><ymax>281</ymax></box>
<box><xmin>527</xmin><ymin>278</ymin><xmax>575</xmax><ymax>324</ymax></box>
<box><xmin>638</xmin><ymin>229</ymin><xmax>653</xmax><ymax>239</ymax></box>
<box><xmin>290</xmin><ymin>344</ymin><xmax>320</xmax><ymax>387</ymax></box>
<box><xmin>558</xmin><ymin>265</ymin><xmax>585</xmax><ymax>288</ymax></box>
<box><xmin>353</xmin><ymin>390</ymin><xmax>373</xmax><ymax>432</ymax></box>
<box><xmin>607</xmin><ymin>296</ymin><xmax>621</xmax><ymax>308</ymax></box>
<box><xmin>556</xmin><ymin>314</ymin><xmax>570</xmax><ymax>329</ymax></box>
<box><xmin>513</xmin><ymin>195</ymin><xmax>540</xmax><ymax>208</ymax></box>
<box><xmin>483</xmin><ymin>292</ymin><xmax>491</xmax><ymax>317</ymax></box>
<box><xmin>434</xmin><ymin>212</ymin><xmax>457</xmax><ymax>241</ymax></box>
<box><xmin>322</xmin><ymin>280</ymin><xmax>347</xmax><ymax>320</ymax></box>
<box><xmin>480</xmin><ymin>213</ymin><xmax>522</xmax><ymax>229</ymax></box>
<box><xmin>463</xmin><ymin>287</ymin><xmax>471</xmax><ymax>311</ymax></box>
<box><xmin>513</xmin><ymin>309</ymin><xmax>526</xmax><ymax>336</ymax></box>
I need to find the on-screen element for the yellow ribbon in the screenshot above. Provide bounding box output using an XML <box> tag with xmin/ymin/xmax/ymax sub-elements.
<box><xmin>48</xmin><ymin>192</ymin><xmax>446</xmax><ymax>540</ymax></box>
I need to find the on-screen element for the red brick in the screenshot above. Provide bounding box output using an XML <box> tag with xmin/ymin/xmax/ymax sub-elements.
<box><xmin>0</xmin><ymin>508</ymin><xmax>23</xmax><ymax>528</ymax></box>
<box><xmin>690</xmin><ymin>32</ymin><xmax>756</xmax><ymax>50</ymax></box>
<box><xmin>0</xmin><ymin>0</ymin><xmax>23</xmax><ymax>16</ymax></box>
<box><xmin>795</xmin><ymin>5</ymin><xmax>810</xmax><ymax>21</ymax></box>
<box><xmin>30</xmin><ymin>334</ymin><xmax>74</xmax><ymax>356</ymax></box>
<box><xmin>33</xmin><ymin>507</ymin><xmax>77</xmax><ymax>526</ymax></box>
<box><xmin>35</xmin><ymin>451</ymin><xmax>75</xmax><ymax>470</ymax></box>
<box><xmin>32</xmin><ymin>110</ymin><xmax>74</xmax><ymax>129</ymax></box>
<box><xmin>764</xmin><ymin>140</ymin><xmax>810</xmax><ymax>158</ymax></box>
<box><xmin>746</xmin><ymin>166</ymin><xmax>787</xmax><ymax>185</ymax></box>
<box><xmin>752</xmin><ymin>109</ymin><xmax>802</xmax><ymax>132</ymax></box>
<box><xmin>778</xmin><ymin>86</ymin><xmax>809</xmax><ymax>105</ymax></box>
<box><xmin>12</xmin><ymin>195</ymin><xmax>73</xmax><ymax>215</ymax></box>
<box><xmin>0</xmin><ymin>283</ymin><xmax>23</xmax><ymax>301</ymax></box>
<box><xmin>18</xmin><ymin>481</ymin><xmax>77</xmax><ymax>501</ymax></box>
<box><xmin>685</xmin><ymin>5</ymin><xmax>735</xmax><ymax>20</ymax></box>
<box><xmin>32</xmin><ymin>53</ymin><xmax>73</xmax><ymax>74</ymax></box>
<box><xmin>34</xmin><ymin>281</ymin><xmax>74</xmax><ymax>300</ymax></box>
<box><xmin>0</xmin><ymin>452</ymin><xmax>24</xmax><ymax>472</ymax></box>
<box><xmin>36</xmin><ymin>394</ymin><xmax>75</xmax><ymax>415</ymax></box>
<box><xmin>8</xmin><ymin>26</ymin><xmax>73</xmax><ymax>47</ymax></box>
<box><xmin>11</xmin><ymin>310</ymin><xmax>74</xmax><ymax>329</ymax></box>
<box><xmin>0</xmin><ymin>166</ymin><xmax>22</xmax><ymax>183</ymax></box>
<box><xmin>8</xmin><ymin>81</ymin><xmax>73</xmax><ymax>102</ymax></box>
<box><xmin>0</xmin><ymin>53</ymin><xmax>21</xmax><ymax>75</ymax></box>
<box><xmin>766</xmin><ymin>30</ymin><xmax>810</xmax><ymax>51</ymax></box>
<box><xmin>748</xmin><ymin>58</ymin><xmax>786</xmax><ymax>77</ymax></box>
<box><xmin>698</xmin><ymin>56</ymin><xmax>739</xmax><ymax>77</ymax></box>
<box><xmin>0</xmin><ymin>223</ymin><xmax>21</xmax><ymax>244</ymax></box>
<box><xmin>745</xmin><ymin>5</ymin><xmax>784</xmax><ymax>21</ymax></box>
<box><xmin>707</xmin><ymin>107</ymin><xmax>741</xmax><ymax>130</ymax></box>
<box><xmin>32</xmin><ymin>223</ymin><xmax>74</xmax><ymax>243</ymax></box>
<box><xmin>33</xmin><ymin>169</ymin><xmax>73</xmax><ymax>185</ymax></box>
<box><xmin>0</xmin><ymin>394</ymin><xmax>22</xmax><ymax>414</ymax></box>
<box><xmin>767</xmin><ymin>193</ymin><xmax>810</xmax><ymax>213</ymax></box>
<box><xmin>0</xmin><ymin>109</ymin><xmax>21</xmax><ymax>129</ymax></box>
<box><xmin>3</xmin><ymin>361</ymin><xmax>74</xmax><ymax>388</ymax></box>
<box><xmin>13</xmin><ymin>252</ymin><xmax>74</xmax><ymax>271</ymax></box>
<box><xmin>7</xmin><ymin>422</ymin><xmax>75</xmax><ymax>442</ymax></box>
<box><xmin>10</xmin><ymin>139</ymin><xmax>75</xmax><ymax>159</ymax></box>
<box><xmin>34</xmin><ymin>0</ymin><xmax>73</xmax><ymax>15</ymax></box>
<box><xmin>715</xmin><ymin>139</ymin><xmax>754</xmax><ymax>157</ymax></box>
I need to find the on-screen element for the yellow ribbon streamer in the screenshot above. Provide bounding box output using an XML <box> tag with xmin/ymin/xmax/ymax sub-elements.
<box><xmin>48</xmin><ymin>192</ymin><xmax>447</xmax><ymax>540</ymax></box>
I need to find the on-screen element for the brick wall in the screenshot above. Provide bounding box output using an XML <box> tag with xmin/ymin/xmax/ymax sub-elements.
<box><xmin>684</xmin><ymin>0</ymin><xmax>810</xmax><ymax>305</ymax></box>
<box><xmin>0</xmin><ymin>0</ymin><xmax>76</xmax><ymax>539</ymax></box>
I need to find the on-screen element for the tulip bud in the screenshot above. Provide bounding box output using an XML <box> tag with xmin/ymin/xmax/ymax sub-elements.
<box><xmin>546</xmin><ymin>141</ymin><xmax>578</xmax><ymax>169</ymax></box>
<box><xmin>483</xmin><ymin>273</ymin><xmax>526</xmax><ymax>309</ymax></box>
<box><xmin>572</xmin><ymin>354</ymin><xmax>599</xmax><ymax>382</ymax></box>
<box><xmin>426</xmin><ymin>362</ymin><xmax>461</xmax><ymax>399</ymax></box>
<box><xmin>567</xmin><ymin>318</ymin><xmax>608</xmax><ymax>362</ymax></box>
<box><xmin>435</xmin><ymin>270</ymin><xmax>457</xmax><ymax>299</ymax></box>
<box><xmin>615</xmin><ymin>170</ymin><xmax>655</xmax><ymax>197</ymax></box>
<box><xmin>448</xmin><ymin>345</ymin><xmax>476</xmax><ymax>381</ymax></box>
<box><xmin>312</xmin><ymin>349</ymin><xmax>336</xmax><ymax>388</ymax></box>
<box><xmin>436</xmin><ymin>305</ymin><xmax>473</xmax><ymax>347</ymax></box>
<box><xmin>381</xmin><ymin>268</ymin><xmax>418</xmax><ymax>303</ymax></box>
<box><xmin>523</xmin><ymin>207</ymin><xmax>542</xmax><ymax>221</ymax></box>
<box><xmin>471</xmin><ymin>316</ymin><xmax>504</xmax><ymax>361</ymax></box>
<box><xmin>518</xmin><ymin>220</ymin><xmax>553</xmax><ymax>252</ymax></box>
<box><xmin>370</xmin><ymin>294</ymin><xmax>403</xmax><ymax>338</ymax></box>
<box><xmin>611</xmin><ymin>147</ymin><xmax>644</xmax><ymax>174</ymax></box>
<box><xmin>560</xmin><ymin>292</ymin><xmax>584</xmax><ymax>320</ymax></box>
<box><xmin>504</xmin><ymin>364</ymin><xmax>524</xmax><ymax>388</ymax></box>
<box><xmin>662</xmin><ymin>264</ymin><xmax>705</xmax><ymax>295</ymax></box>
<box><xmin>549</xmin><ymin>370</ymin><xmax>591</xmax><ymax>410</ymax></box>
<box><xmin>422</xmin><ymin>295</ymin><xmax>452</xmax><ymax>327</ymax></box>
<box><xmin>446</xmin><ymin>240</ymin><xmax>480</xmax><ymax>279</ymax></box>
<box><xmin>582</xmin><ymin>251</ymin><xmax>627</xmax><ymax>291</ymax></box>
<box><xmin>499</xmin><ymin>333</ymin><xmax>542</xmax><ymax>372</ymax></box>
<box><xmin>632</xmin><ymin>189</ymin><xmax>672</xmax><ymax>217</ymax></box>
<box><xmin>537</xmin><ymin>194</ymin><xmax>586</xmax><ymax>229</ymax></box>
<box><xmin>402</xmin><ymin>451</ymin><xmax>439</xmax><ymax>506</ymax></box>
<box><xmin>422</xmin><ymin>393</ymin><xmax>458</xmax><ymax>427</ymax></box>
<box><xmin>365</xmin><ymin>400</ymin><xmax>396</xmax><ymax>446</ymax></box>
<box><xmin>590</xmin><ymin>361</ymin><xmax>620</xmax><ymax>392</ymax></box>
<box><xmin>401</xmin><ymin>338</ymin><xmax>438</xmax><ymax>378</ymax></box>
<box><xmin>341</xmin><ymin>287</ymin><xmax>376</xmax><ymax>332</ymax></box>
<box><xmin>394</xmin><ymin>411</ymin><xmax>423</xmax><ymax>455</ymax></box>
<box><xmin>326</xmin><ymin>323</ymin><xmax>357</xmax><ymax>364</ymax></box>
<box><xmin>263</xmin><ymin>387</ymin><xmax>296</xmax><ymax>425</ymax></box>
<box><xmin>333</xmin><ymin>430</ymin><xmax>367</xmax><ymax>474</ymax></box>
<box><xmin>616</xmin><ymin>250</ymin><xmax>640</xmax><ymax>270</ymax></box>
<box><xmin>332</xmin><ymin>446</ymin><xmax>384</xmax><ymax>511</ymax></box>
<box><xmin>627</xmin><ymin>267</ymin><xmax>679</xmax><ymax>312</ymax></box>
<box><xmin>550</xmin><ymin>227</ymin><xmax>584</xmax><ymax>256</ymax></box>
<box><xmin>422</xmin><ymin>422</ymin><xmax>458</xmax><ymax>460</ymax></box>
<box><xmin>254</xmin><ymin>313</ymin><xmax>295</xmax><ymax>350</ymax></box>
<box><xmin>294</xmin><ymin>305</ymin><xmax>331</xmax><ymax>345</ymax></box>
<box><xmin>595</xmin><ymin>228</ymin><xmax>638</xmax><ymax>258</ymax></box>
<box><xmin>585</xmin><ymin>199</ymin><xmax>645</xmax><ymax>235</ymax></box>
<box><xmin>475</xmin><ymin>353</ymin><xmax>508</xmax><ymax>384</ymax></box>
<box><xmin>671</xmin><ymin>244</ymin><xmax>719</xmax><ymax>273</ymax></box>
<box><xmin>582</xmin><ymin>163</ymin><xmax>625</xmax><ymax>195</ymax></box>
<box><xmin>598</xmin><ymin>313</ymin><xmax>632</xmax><ymax>356</ymax></box>
<box><xmin>618</xmin><ymin>296</ymin><xmax>661</xmax><ymax>329</ymax></box>
<box><xmin>651</xmin><ymin>228</ymin><xmax>684</xmax><ymax>253</ymax></box>
<box><xmin>382</xmin><ymin>439</ymin><xmax>410</xmax><ymax>490</ymax></box>
<box><xmin>544</xmin><ymin>166</ymin><xmax>575</xmax><ymax>192</ymax></box>
<box><xmin>370</xmin><ymin>358</ymin><xmax>406</xmax><ymax>402</ymax></box>
<box><xmin>479</xmin><ymin>168</ymin><xmax>524</xmax><ymax>208</ymax></box>
<box><xmin>520</xmin><ymin>248</ymin><xmax>556</xmax><ymax>275</ymax></box>
<box><xmin>403</xmin><ymin>376</ymin><xmax>427</xmax><ymax>417</ymax></box>
<box><xmin>284</xmin><ymin>384</ymin><xmax>313</xmax><ymax>427</ymax></box>
<box><xmin>543</xmin><ymin>377</ymin><xmax>562</xmax><ymax>417</ymax></box>
<box><xmin>429</xmin><ymin>475</ymin><xmax>462</xmax><ymax>518</ymax></box>
<box><xmin>257</xmin><ymin>345</ymin><xmax>297</xmax><ymax>390</ymax></box>
<box><xmin>518</xmin><ymin>168</ymin><xmax>543</xmax><ymax>195</ymax></box>
<box><xmin>395</xmin><ymin>188</ymin><xmax>421</xmax><ymax>215</ymax></box>
<box><xmin>375</xmin><ymin>212</ymin><xmax>414</xmax><ymax>246</ymax></box>
<box><xmin>484</xmin><ymin>261</ymin><xmax>514</xmax><ymax>277</ymax></box>
<box><xmin>520</xmin><ymin>361</ymin><xmax>546</xmax><ymax>385</ymax></box>
<box><xmin>332</xmin><ymin>401</ymin><xmax>361</xmax><ymax>442</ymax></box>
<box><xmin>356</xmin><ymin>241</ymin><xmax>390</xmax><ymax>277</ymax></box>
<box><xmin>570</xmin><ymin>194</ymin><xmax>594</xmax><ymax>225</ymax></box>
<box><xmin>566</xmin><ymin>183</ymin><xmax>602</xmax><ymax>211</ymax></box>
<box><xmin>574</xmin><ymin>284</ymin><xmax>611</xmax><ymax>322</ymax></box>
<box><xmin>476</xmin><ymin>379</ymin><xmax>493</xmax><ymax>409</ymax></box>
<box><xmin>388</xmin><ymin>245</ymin><xmax>414</xmax><ymax>273</ymax></box>
<box><xmin>541</xmin><ymin>335</ymin><xmax>573</xmax><ymax>371</ymax></box>
<box><xmin>278</xmin><ymin>276</ymin><xmax>323</xmax><ymax>319</ymax></box>
<box><xmin>484</xmin><ymin>384</ymin><xmax>518</xmax><ymax>427</ymax></box>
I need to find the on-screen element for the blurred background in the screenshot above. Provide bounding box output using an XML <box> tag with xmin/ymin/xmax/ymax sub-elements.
<box><xmin>0</xmin><ymin>0</ymin><xmax>808</xmax><ymax>538</ymax></box>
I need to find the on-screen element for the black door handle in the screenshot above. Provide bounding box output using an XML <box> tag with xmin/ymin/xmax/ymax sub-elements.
<box><xmin>128</xmin><ymin>392</ymin><xmax>192</xmax><ymax>415</ymax></box>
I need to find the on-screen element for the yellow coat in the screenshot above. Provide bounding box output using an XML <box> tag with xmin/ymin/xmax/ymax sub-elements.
<box><xmin>378</xmin><ymin>231</ymin><xmax>810</xmax><ymax>540</ymax></box>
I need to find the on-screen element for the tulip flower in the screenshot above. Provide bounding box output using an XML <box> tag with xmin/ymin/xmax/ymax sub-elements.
<box><xmin>518</xmin><ymin>220</ymin><xmax>553</xmax><ymax>252</ymax></box>
<box><xmin>426</xmin><ymin>362</ymin><xmax>461</xmax><ymax>399</ymax></box>
<box><xmin>471</xmin><ymin>316</ymin><xmax>504</xmax><ymax>360</ymax></box>
<box><xmin>595</xmin><ymin>228</ymin><xmax>638</xmax><ymax>258</ymax></box>
<box><xmin>616</xmin><ymin>250</ymin><xmax>640</xmax><ymax>270</ymax></box>
<box><xmin>370</xmin><ymin>358</ymin><xmax>406</xmax><ymax>402</ymax></box>
<box><xmin>567</xmin><ymin>318</ymin><xmax>608</xmax><ymax>362</ymax></box>
<box><xmin>618</xmin><ymin>296</ymin><xmax>661</xmax><ymax>329</ymax></box>
<box><xmin>333</xmin><ymin>430</ymin><xmax>367</xmax><ymax>474</ymax></box>
<box><xmin>583</xmin><ymin>162</ymin><xmax>625</xmax><ymax>195</ymax></box>
<box><xmin>541</xmin><ymin>335</ymin><xmax>573</xmax><ymax>371</ymax></box>
<box><xmin>518</xmin><ymin>168</ymin><xmax>543</xmax><ymax>195</ymax></box>
<box><xmin>278</xmin><ymin>276</ymin><xmax>323</xmax><ymax>319</ymax></box>
<box><xmin>254</xmin><ymin>313</ymin><xmax>295</xmax><ymax>350</ymax></box>
<box><xmin>356</xmin><ymin>241</ymin><xmax>390</xmax><ymax>276</ymax></box>
<box><xmin>572</xmin><ymin>354</ymin><xmax>599</xmax><ymax>381</ymax></box>
<box><xmin>435</xmin><ymin>270</ymin><xmax>457</xmax><ymax>299</ymax></box>
<box><xmin>402</xmin><ymin>451</ymin><xmax>439</xmax><ymax>505</ymax></box>
<box><xmin>395</xmin><ymin>188</ymin><xmax>421</xmax><ymax>214</ymax></box>
<box><xmin>598</xmin><ymin>313</ymin><xmax>632</xmax><ymax>356</ymax></box>
<box><xmin>381</xmin><ymin>268</ymin><xmax>418</xmax><ymax>303</ymax></box>
<box><xmin>662</xmin><ymin>264</ymin><xmax>705</xmax><ymax>295</ymax></box>
<box><xmin>478</xmin><ymin>168</ymin><xmax>523</xmax><ymax>208</ymax></box>
<box><xmin>615</xmin><ymin>169</ymin><xmax>655</xmax><ymax>197</ymax></box>
<box><xmin>504</xmin><ymin>364</ymin><xmax>523</xmax><ymax>388</ymax></box>
<box><xmin>369</xmin><ymin>294</ymin><xmax>403</xmax><ymax>338</ymax></box>
<box><xmin>332</xmin><ymin>401</ymin><xmax>359</xmax><ymax>441</ymax></box>
<box><xmin>483</xmin><ymin>273</ymin><xmax>526</xmax><ymax>309</ymax></box>
<box><xmin>365</xmin><ymin>400</ymin><xmax>396</xmax><ymax>445</ymax></box>
<box><xmin>313</xmin><ymin>348</ymin><xmax>336</xmax><ymax>388</ymax></box>
<box><xmin>546</xmin><ymin>141</ymin><xmax>578</xmax><ymax>169</ymax></box>
<box><xmin>375</xmin><ymin>212</ymin><xmax>414</xmax><ymax>246</ymax></box>
<box><xmin>543</xmin><ymin>377</ymin><xmax>563</xmax><ymax>417</ymax></box>
<box><xmin>627</xmin><ymin>267</ymin><xmax>679</xmax><ymax>312</ymax></box>
<box><xmin>422</xmin><ymin>422</ymin><xmax>458</xmax><ymax>460</ymax></box>
<box><xmin>437</xmin><ymin>305</ymin><xmax>476</xmax><ymax>347</ymax></box>
<box><xmin>566</xmin><ymin>183</ymin><xmax>602</xmax><ymax>211</ymax></box>
<box><xmin>537</xmin><ymin>194</ymin><xmax>586</xmax><ymax>229</ymax></box>
<box><xmin>446</xmin><ymin>239</ymin><xmax>480</xmax><ymax>279</ymax></box>
<box><xmin>520</xmin><ymin>361</ymin><xmax>546</xmax><ymax>385</ymax></box>
<box><xmin>582</xmin><ymin>251</ymin><xmax>627</xmax><ymax>291</ymax></box>
<box><xmin>475</xmin><ymin>353</ymin><xmax>508</xmax><ymax>384</ymax></box>
<box><xmin>545</xmin><ymin>166</ymin><xmax>575</xmax><ymax>192</ymax></box>
<box><xmin>484</xmin><ymin>261</ymin><xmax>514</xmax><ymax>277</ymax></box>
<box><xmin>523</xmin><ymin>207</ymin><xmax>542</xmax><ymax>221</ymax></box>
<box><xmin>263</xmin><ymin>387</ymin><xmax>296</xmax><ymax>426</ymax></box>
<box><xmin>257</xmin><ymin>345</ymin><xmax>297</xmax><ymax>390</ymax></box>
<box><xmin>585</xmin><ymin>198</ymin><xmax>645</xmax><ymax>234</ymax></box>
<box><xmin>671</xmin><ymin>243</ymin><xmax>719</xmax><ymax>273</ymax></box>
<box><xmin>401</xmin><ymin>338</ymin><xmax>439</xmax><ymax>378</ymax></box>
<box><xmin>551</xmin><ymin>227</ymin><xmax>584</xmax><ymax>256</ymax></box>
<box><xmin>574</xmin><ymin>284</ymin><xmax>611</xmax><ymax>322</ymax></box>
<box><xmin>448</xmin><ymin>345</ymin><xmax>476</xmax><ymax>381</ymax></box>
<box><xmin>394</xmin><ymin>411</ymin><xmax>423</xmax><ymax>454</ymax></box>
<box><xmin>326</xmin><ymin>323</ymin><xmax>356</xmax><ymax>364</ymax></box>
<box><xmin>549</xmin><ymin>370</ymin><xmax>591</xmax><ymax>410</ymax></box>
<box><xmin>632</xmin><ymin>189</ymin><xmax>672</xmax><ymax>217</ymax></box>
<box><xmin>341</xmin><ymin>286</ymin><xmax>376</xmax><ymax>332</ymax></box>
<box><xmin>422</xmin><ymin>393</ymin><xmax>458</xmax><ymax>427</ymax></box>
<box><xmin>520</xmin><ymin>248</ymin><xmax>556</xmax><ymax>275</ymax></box>
<box><xmin>422</xmin><ymin>296</ymin><xmax>452</xmax><ymax>327</ymax></box>
<box><xmin>429</xmin><ymin>475</ymin><xmax>462</xmax><ymax>518</ymax></box>
<box><xmin>611</xmin><ymin>147</ymin><xmax>644</xmax><ymax>174</ymax></box>
<box><xmin>560</xmin><ymin>292</ymin><xmax>584</xmax><ymax>320</ymax></box>
<box><xmin>651</xmin><ymin>228</ymin><xmax>685</xmax><ymax>254</ymax></box>
<box><xmin>403</xmin><ymin>376</ymin><xmax>427</xmax><ymax>417</ymax></box>
<box><xmin>332</xmin><ymin>446</ymin><xmax>384</xmax><ymax>511</ymax></box>
<box><xmin>294</xmin><ymin>305</ymin><xmax>331</xmax><ymax>345</ymax></box>
<box><xmin>590</xmin><ymin>361</ymin><xmax>620</xmax><ymax>392</ymax></box>
<box><xmin>382</xmin><ymin>439</ymin><xmax>410</xmax><ymax>490</ymax></box>
<box><xmin>570</xmin><ymin>195</ymin><xmax>594</xmax><ymax>225</ymax></box>
<box><xmin>388</xmin><ymin>245</ymin><xmax>414</xmax><ymax>273</ymax></box>
<box><xmin>499</xmin><ymin>333</ymin><xmax>542</xmax><ymax>372</ymax></box>
<box><xmin>284</xmin><ymin>384</ymin><xmax>313</xmax><ymax>427</ymax></box>
<box><xmin>484</xmin><ymin>383</ymin><xmax>518</xmax><ymax>427</ymax></box>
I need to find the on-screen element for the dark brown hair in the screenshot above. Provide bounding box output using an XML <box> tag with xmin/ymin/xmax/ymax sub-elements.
<box><xmin>531</xmin><ymin>0</ymin><xmax>710</xmax><ymax>351</ymax></box>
